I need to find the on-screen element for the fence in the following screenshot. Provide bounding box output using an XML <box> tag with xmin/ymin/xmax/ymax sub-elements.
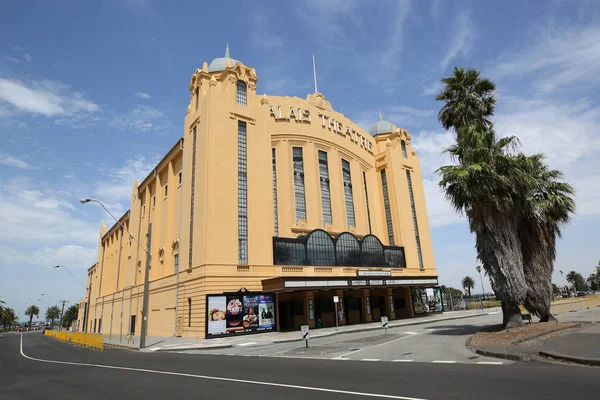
<box><xmin>44</xmin><ymin>330</ymin><xmax>104</xmax><ymax>351</ymax></box>
<box><xmin>443</xmin><ymin>294</ymin><xmax>500</xmax><ymax>312</ymax></box>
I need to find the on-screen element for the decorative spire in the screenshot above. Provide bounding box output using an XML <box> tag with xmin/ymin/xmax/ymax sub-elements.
<box><xmin>225</xmin><ymin>43</ymin><xmax>230</xmax><ymax>58</ymax></box>
<box><xmin>378</xmin><ymin>109</ymin><xmax>383</xmax><ymax>121</ymax></box>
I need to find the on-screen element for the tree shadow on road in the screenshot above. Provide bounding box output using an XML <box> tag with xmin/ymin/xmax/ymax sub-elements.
<box><xmin>427</xmin><ymin>324</ymin><xmax>503</xmax><ymax>336</ymax></box>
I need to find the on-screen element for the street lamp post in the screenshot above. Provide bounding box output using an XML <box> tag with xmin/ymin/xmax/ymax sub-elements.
<box><xmin>559</xmin><ymin>270</ymin><xmax>567</xmax><ymax>297</ymax></box>
<box><xmin>476</xmin><ymin>265</ymin><xmax>485</xmax><ymax>310</ymax></box>
<box><xmin>54</xmin><ymin>265</ymin><xmax>86</xmax><ymax>289</ymax></box>
<box><xmin>80</xmin><ymin>198</ymin><xmax>152</xmax><ymax>349</ymax></box>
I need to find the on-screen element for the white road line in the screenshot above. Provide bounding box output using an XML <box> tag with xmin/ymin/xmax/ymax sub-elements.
<box><xmin>402</xmin><ymin>332</ymin><xmax>419</xmax><ymax>335</ymax></box>
<box><xmin>432</xmin><ymin>361</ymin><xmax>457</xmax><ymax>364</ymax></box>
<box><xmin>21</xmin><ymin>335</ymin><xmax>428</xmax><ymax>400</ymax></box>
<box><xmin>375</xmin><ymin>332</ymin><xmax>426</xmax><ymax>348</ymax></box>
<box><xmin>332</xmin><ymin>357</ymin><xmax>349</xmax><ymax>360</ymax></box>
<box><xmin>335</xmin><ymin>348</ymin><xmax>364</xmax><ymax>359</ymax></box>
<box><xmin>361</xmin><ymin>359</ymin><xmax>380</xmax><ymax>362</ymax></box>
<box><xmin>392</xmin><ymin>360</ymin><xmax>414</xmax><ymax>362</ymax></box>
<box><xmin>237</xmin><ymin>342</ymin><xmax>257</xmax><ymax>347</ymax></box>
<box><xmin>476</xmin><ymin>361</ymin><xmax>504</xmax><ymax>365</ymax></box>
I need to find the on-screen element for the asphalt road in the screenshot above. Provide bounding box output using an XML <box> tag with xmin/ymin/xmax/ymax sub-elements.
<box><xmin>1</xmin><ymin>332</ymin><xmax>599</xmax><ymax>400</ymax></box>
<box><xmin>183</xmin><ymin>312</ymin><xmax>511</xmax><ymax>364</ymax></box>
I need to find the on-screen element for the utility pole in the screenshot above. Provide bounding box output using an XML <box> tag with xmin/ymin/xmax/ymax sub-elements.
<box><xmin>476</xmin><ymin>265</ymin><xmax>485</xmax><ymax>310</ymax></box>
<box><xmin>59</xmin><ymin>300</ymin><xmax>68</xmax><ymax>330</ymax></box>
<box><xmin>139</xmin><ymin>222</ymin><xmax>152</xmax><ymax>349</ymax></box>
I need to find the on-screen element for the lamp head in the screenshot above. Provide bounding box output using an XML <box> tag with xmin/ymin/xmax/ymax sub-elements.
<box><xmin>80</xmin><ymin>199</ymin><xmax>92</xmax><ymax>204</ymax></box>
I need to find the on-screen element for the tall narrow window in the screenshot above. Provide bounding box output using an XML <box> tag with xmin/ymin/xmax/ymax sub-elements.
<box><xmin>174</xmin><ymin>253</ymin><xmax>179</xmax><ymax>272</ymax></box>
<box><xmin>342</xmin><ymin>159</ymin><xmax>355</xmax><ymax>227</ymax></box>
<box><xmin>188</xmin><ymin>127</ymin><xmax>197</xmax><ymax>269</ymax></box>
<box><xmin>236</xmin><ymin>80</ymin><xmax>247</xmax><ymax>106</ymax></box>
<box><xmin>380</xmin><ymin>169</ymin><xmax>394</xmax><ymax>245</ymax></box>
<box><xmin>164</xmin><ymin>184</ymin><xmax>168</xmax><ymax>198</ymax></box>
<box><xmin>401</xmin><ymin>140</ymin><xmax>407</xmax><ymax>158</ymax></box>
<box><xmin>318</xmin><ymin>151</ymin><xmax>332</xmax><ymax>225</ymax></box>
<box><xmin>363</xmin><ymin>171</ymin><xmax>372</xmax><ymax>233</ymax></box>
<box><xmin>187</xmin><ymin>298</ymin><xmax>192</xmax><ymax>327</ymax></box>
<box><xmin>406</xmin><ymin>170</ymin><xmax>424</xmax><ymax>269</ymax></box>
<box><xmin>292</xmin><ymin>147</ymin><xmax>306</xmax><ymax>223</ymax></box>
<box><xmin>238</xmin><ymin>121</ymin><xmax>248</xmax><ymax>264</ymax></box>
<box><xmin>195</xmin><ymin>87</ymin><xmax>199</xmax><ymax>110</ymax></box>
<box><xmin>272</xmin><ymin>148</ymin><xmax>278</xmax><ymax>236</ymax></box>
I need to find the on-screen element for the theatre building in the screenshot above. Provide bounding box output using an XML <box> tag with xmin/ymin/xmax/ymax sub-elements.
<box><xmin>78</xmin><ymin>48</ymin><xmax>440</xmax><ymax>341</ymax></box>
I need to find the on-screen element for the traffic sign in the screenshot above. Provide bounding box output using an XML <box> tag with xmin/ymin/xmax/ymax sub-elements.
<box><xmin>301</xmin><ymin>325</ymin><xmax>310</xmax><ymax>348</ymax></box>
<box><xmin>381</xmin><ymin>316</ymin><xmax>388</xmax><ymax>334</ymax></box>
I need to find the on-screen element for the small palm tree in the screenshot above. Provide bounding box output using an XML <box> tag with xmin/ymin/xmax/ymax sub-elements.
<box><xmin>1</xmin><ymin>308</ymin><xmax>18</xmax><ymax>330</ymax></box>
<box><xmin>462</xmin><ymin>276</ymin><xmax>476</xmax><ymax>297</ymax></box>
<box><xmin>61</xmin><ymin>305</ymin><xmax>79</xmax><ymax>329</ymax></box>
<box><xmin>45</xmin><ymin>306</ymin><xmax>61</xmax><ymax>329</ymax></box>
<box><xmin>25</xmin><ymin>305</ymin><xmax>40</xmax><ymax>331</ymax></box>
<box><xmin>435</xmin><ymin>66</ymin><xmax>496</xmax><ymax>132</ymax></box>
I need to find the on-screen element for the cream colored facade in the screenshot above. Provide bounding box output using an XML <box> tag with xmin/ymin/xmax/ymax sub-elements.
<box><xmin>77</xmin><ymin>49</ymin><xmax>437</xmax><ymax>340</ymax></box>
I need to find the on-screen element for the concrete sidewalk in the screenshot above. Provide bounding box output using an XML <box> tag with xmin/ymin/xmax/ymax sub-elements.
<box><xmin>139</xmin><ymin>309</ymin><xmax>496</xmax><ymax>352</ymax></box>
<box><xmin>470</xmin><ymin>307</ymin><xmax>600</xmax><ymax>365</ymax></box>
<box><xmin>539</xmin><ymin>323</ymin><xmax>600</xmax><ymax>366</ymax></box>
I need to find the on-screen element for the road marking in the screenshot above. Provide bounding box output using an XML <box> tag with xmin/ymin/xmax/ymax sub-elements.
<box><xmin>432</xmin><ymin>361</ymin><xmax>457</xmax><ymax>364</ymax></box>
<box><xmin>476</xmin><ymin>361</ymin><xmax>504</xmax><ymax>365</ymax></box>
<box><xmin>335</xmin><ymin>348</ymin><xmax>363</xmax><ymax>359</ymax></box>
<box><xmin>402</xmin><ymin>332</ymin><xmax>419</xmax><ymax>335</ymax></box>
<box><xmin>392</xmin><ymin>360</ymin><xmax>414</xmax><ymax>362</ymax></box>
<box><xmin>237</xmin><ymin>342</ymin><xmax>257</xmax><ymax>347</ymax></box>
<box><xmin>375</xmin><ymin>332</ymin><xmax>426</xmax><ymax>348</ymax></box>
<box><xmin>332</xmin><ymin>357</ymin><xmax>349</xmax><ymax>360</ymax></box>
<box><xmin>21</xmin><ymin>335</ymin><xmax>428</xmax><ymax>400</ymax></box>
<box><xmin>361</xmin><ymin>359</ymin><xmax>380</xmax><ymax>362</ymax></box>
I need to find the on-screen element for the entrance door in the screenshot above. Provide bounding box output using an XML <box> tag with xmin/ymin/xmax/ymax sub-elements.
<box><xmin>371</xmin><ymin>296</ymin><xmax>386</xmax><ymax>321</ymax></box>
<box><xmin>344</xmin><ymin>296</ymin><xmax>363</xmax><ymax>324</ymax></box>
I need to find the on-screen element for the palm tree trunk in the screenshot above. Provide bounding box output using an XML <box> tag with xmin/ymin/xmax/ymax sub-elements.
<box><xmin>521</xmin><ymin>222</ymin><xmax>557</xmax><ymax>322</ymax></box>
<box><xmin>469</xmin><ymin>207</ymin><xmax>527</xmax><ymax>329</ymax></box>
<box><xmin>28</xmin><ymin>315</ymin><xmax>33</xmax><ymax>331</ymax></box>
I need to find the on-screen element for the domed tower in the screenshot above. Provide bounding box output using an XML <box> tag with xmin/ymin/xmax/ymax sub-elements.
<box><xmin>366</xmin><ymin>110</ymin><xmax>434</xmax><ymax>272</ymax></box>
<box><xmin>179</xmin><ymin>45</ymin><xmax>270</xmax><ymax>282</ymax></box>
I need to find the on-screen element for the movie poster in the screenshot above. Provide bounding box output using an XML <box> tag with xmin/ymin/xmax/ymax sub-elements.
<box><xmin>226</xmin><ymin>295</ymin><xmax>244</xmax><ymax>332</ymax></box>
<box><xmin>258</xmin><ymin>294</ymin><xmax>275</xmax><ymax>330</ymax></box>
<box><xmin>207</xmin><ymin>296</ymin><xmax>227</xmax><ymax>336</ymax></box>
<box><xmin>412</xmin><ymin>288</ymin><xmax>426</xmax><ymax>314</ymax></box>
<box><xmin>242</xmin><ymin>295</ymin><xmax>259</xmax><ymax>331</ymax></box>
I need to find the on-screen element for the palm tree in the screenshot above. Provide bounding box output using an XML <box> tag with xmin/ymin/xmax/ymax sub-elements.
<box><xmin>516</xmin><ymin>154</ymin><xmax>575</xmax><ymax>322</ymax></box>
<box><xmin>61</xmin><ymin>305</ymin><xmax>79</xmax><ymax>329</ymax></box>
<box><xmin>1</xmin><ymin>308</ymin><xmax>18</xmax><ymax>330</ymax></box>
<box><xmin>566</xmin><ymin>271</ymin><xmax>587</xmax><ymax>292</ymax></box>
<box><xmin>462</xmin><ymin>276</ymin><xmax>476</xmax><ymax>297</ymax></box>
<box><xmin>45</xmin><ymin>305</ymin><xmax>61</xmax><ymax>329</ymax></box>
<box><xmin>438</xmin><ymin>125</ymin><xmax>530</xmax><ymax>328</ymax></box>
<box><xmin>434</xmin><ymin>67</ymin><xmax>496</xmax><ymax>132</ymax></box>
<box><xmin>25</xmin><ymin>305</ymin><xmax>40</xmax><ymax>331</ymax></box>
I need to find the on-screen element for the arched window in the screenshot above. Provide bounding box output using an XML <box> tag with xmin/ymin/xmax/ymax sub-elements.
<box><xmin>335</xmin><ymin>232</ymin><xmax>361</xmax><ymax>266</ymax></box>
<box><xmin>401</xmin><ymin>140</ymin><xmax>407</xmax><ymax>158</ymax></box>
<box><xmin>236</xmin><ymin>80</ymin><xmax>247</xmax><ymax>106</ymax></box>
<box><xmin>360</xmin><ymin>234</ymin><xmax>385</xmax><ymax>267</ymax></box>
<box><xmin>306</xmin><ymin>230</ymin><xmax>335</xmax><ymax>266</ymax></box>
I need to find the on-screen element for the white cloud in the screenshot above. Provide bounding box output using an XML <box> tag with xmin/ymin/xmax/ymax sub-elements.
<box><xmin>441</xmin><ymin>11</ymin><xmax>474</xmax><ymax>70</ymax></box>
<box><xmin>297</xmin><ymin>0</ymin><xmax>361</xmax><ymax>43</ymax></box>
<box><xmin>111</xmin><ymin>104</ymin><xmax>172</xmax><ymax>133</ymax></box>
<box><xmin>135</xmin><ymin>92</ymin><xmax>151</xmax><ymax>99</ymax></box>
<box><xmin>23</xmin><ymin>53</ymin><xmax>32</xmax><ymax>62</ymax></box>
<box><xmin>491</xmin><ymin>23</ymin><xmax>600</xmax><ymax>93</ymax></box>
<box><xmin>0</xmin><ymin>180</ymin><xmax>98</xmax><ymax>246</ymax></box>
<box><xmin>0</xmin><ymin>153</ymin><xmax>29</xmax><ymax>168</ymax></box>
<box><xmin>0</xmin><ymin>78</ymin><xmax>99</xmax><ymax>118</ymax></box>
<box><xmin>5</xmin><ymin>46</ymin><xmax>32</xmax><ymax>63</ymax></box>
<box><xmin>251</xmin><ymin>13</ymin><xmax>285</xmax><ymax>51</ymax></box>
<box><xmin>422</xmin><ymin>81</ymin><xmax>442</xmax><ymax>96</ymax></box>
<box><xmin>93</xmin><ymin>155</ymin><xmax>158</xmax><ymax>206</ymax></box>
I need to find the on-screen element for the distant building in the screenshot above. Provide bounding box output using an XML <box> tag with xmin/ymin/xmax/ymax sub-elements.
<box><xmin>78</xmin><ymin>47</ymin><xmax>438</xmax><ymax>340</ymax></box>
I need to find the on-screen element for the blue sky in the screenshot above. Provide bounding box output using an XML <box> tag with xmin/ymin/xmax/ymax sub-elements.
<box><xmin>1</xmin><ymin>0</ymin><xmax>599</xmax><ymax>320</ymax></box>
